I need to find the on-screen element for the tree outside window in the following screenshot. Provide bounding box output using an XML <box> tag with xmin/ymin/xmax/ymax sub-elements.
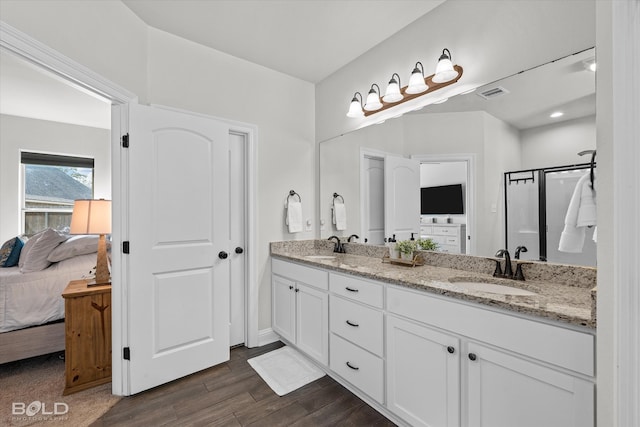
<box><xmin>22</xmin><ymin>152</ymin><xmax>94</xmax><ymax>236</ymax></box>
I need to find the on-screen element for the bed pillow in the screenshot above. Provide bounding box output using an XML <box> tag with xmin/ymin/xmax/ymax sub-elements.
<box><xmin>18</xmin><ymin>229</ymin><xmax>44</xmax><ymax>269</ymax></box>
<box><xmin>47</xmin><ymin>235</ymin><xmax>105</xmax><ymax>262</ymax></box>
<box><xmin>0</xmin><ymin>236</ymin><xmax>24</xmax><ymax>267</ymax></box>
<box><xmin>19</xmin><ymin>228</ymin><xmax>68</xmax><ymax>273</ymax></box>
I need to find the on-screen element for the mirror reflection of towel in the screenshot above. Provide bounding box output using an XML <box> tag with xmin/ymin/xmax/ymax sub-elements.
<box><xmin>559</xmin><ymin>173</ymin><xmax>596</xmax><ymax>252</ymax></box>
<box><xmin>286</xmin><ymin>201</ymin><xmax>303</xmax><ymax>233</ymax></box>
<box><xmin>333</xmin><ymin>202</ymin><xmax>347</xmax><ymax>231</ymax></box>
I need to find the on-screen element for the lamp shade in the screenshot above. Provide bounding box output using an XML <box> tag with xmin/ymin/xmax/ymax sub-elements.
<box><xmin>70</xmin><ymin>199</ymin><xmax>111</xmax><ymax>235</ymax></box>
<box><xmin>406</xmin><ymin>62</ymin><xmax>428</xmax><ymax>94</ymax></box>
<box><xmin>363</xmin><ymin>84</ymin><xmax>383</xmax><ymax>111</ymax></box>
<box><xmin>382</xmin><ymin>73</ymin><xmax>403</xmax><ymax>103</ymax></box>
<box><xmin>433</xmin><ymin>48</ymin><xmax>458</xmax><ymax>83</ymax></box>
<box><xmin>346</xmin><ymin>93</ymin><xmax>364</xmax><ymax>118</ymax></box>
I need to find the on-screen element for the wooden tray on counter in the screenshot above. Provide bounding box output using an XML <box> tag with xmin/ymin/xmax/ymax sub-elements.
<box><xmin>382</xmin><ymin>253</ymin><xmax>424</xmax><ymax>267</ymax></box>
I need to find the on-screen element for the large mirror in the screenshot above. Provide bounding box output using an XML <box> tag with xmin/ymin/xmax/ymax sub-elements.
<box><xmin>319</xmin><ymin>47</ymin><xmax>596</xmax><ymax>264</ymax></box>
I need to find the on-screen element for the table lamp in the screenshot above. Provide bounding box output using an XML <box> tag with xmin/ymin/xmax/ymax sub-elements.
<box><xmin>70</xmin><ymin>199</ymin><xmax>111</xmax><ymax>286</ymax></box>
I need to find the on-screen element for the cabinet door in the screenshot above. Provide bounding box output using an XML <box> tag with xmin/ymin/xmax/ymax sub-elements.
<box><xmin>386</xmin><ymin>316</ymin><xmax>460</xmax><ymax>427</ymax></box>
<box><xmin>296</xmin><ymin>283</ymin><xmax>328</xmax><ymax>365</ymax></box>
<box><xmin>272</xmin><ymin>275</ymin><xmax>296</xmax><ymax>343</ymax></box>
<box><xmin>466</xmin><ymin>343</ymin><xmax>594</xmax><ymax>427</ymax></box>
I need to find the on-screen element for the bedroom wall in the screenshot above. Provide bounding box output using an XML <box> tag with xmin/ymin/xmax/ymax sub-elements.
<box><xmin>0</xmin><ymin>114</ymin><xmax>111</xmax><ymax>241</ymax></box>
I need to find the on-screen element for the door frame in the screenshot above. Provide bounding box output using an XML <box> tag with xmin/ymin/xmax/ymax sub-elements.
<box><xmin>412</xmin><ymin>153</ymin><xmax>475</xmax><ymax>255</ymax></box>
<box><xmin>0</xmin><ymin>22</ymin><xmax>259</xmax><ymax>396</ymax></box>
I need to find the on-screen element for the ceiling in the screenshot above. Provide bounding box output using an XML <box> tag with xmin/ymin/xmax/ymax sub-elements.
<box><xmin>0</xmin><ymin>0</ymin><xmax>595</xmax><ymax>131</ymax></box>
<box><xmin>121</xmin><ymin>0</ymin><xmax>445</xmax><ymax>84</ymax></box>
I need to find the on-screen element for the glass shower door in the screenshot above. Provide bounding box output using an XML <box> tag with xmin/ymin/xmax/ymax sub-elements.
<box><xmin>545</xmin><ymin>168</ymin><xmax>597</xmax><ymax>267</ymax></box>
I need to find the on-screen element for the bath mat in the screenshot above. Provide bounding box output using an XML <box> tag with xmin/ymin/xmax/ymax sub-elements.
<box><xmin>248</xmin><ymin>346</ymin><xmax>325</xmax><ymax>396</ymax></box>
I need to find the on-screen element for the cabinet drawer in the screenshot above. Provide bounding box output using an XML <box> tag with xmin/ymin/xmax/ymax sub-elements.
<box><xmin>431</xmin><ymin>226</ymin><xmax>459</xmax><ymax>236</ymax></box>
<box><xmin>387</xmin><ymin>286</ymin><xmax>594</xmax><ymax>376</ymax></box>
<box><xmin>330</xmin><ymin>295</ymin><xmax>383</xmax><ymax>356</ymax></box>
<box><xmin>272</xmin><ymin>258</ymin><xmax>328</xmax><ymax>290</ymax></box>
<box><xmin>420</xmin><ymin>226</ymin><xmax>433</xmax><ymax>235</ymax></box>
<box><xmin>330</xmin><ymin>273</ymin><xmax>383</xmax><ymax>308</ymax></box>
<box><xmin>444</xmin><ymin>237</ymin><xmax>459</xmax><ymax>245</ymax></box>
<box><xmin>330</xmin><ymin>334</ymin><xmax>384</xmax><ymax>404</ymax></box>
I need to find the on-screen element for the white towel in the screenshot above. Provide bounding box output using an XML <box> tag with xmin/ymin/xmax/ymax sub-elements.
<box><xmin>559</xmin><ymin>173</ymin><xmax>597</xmax><ymax>252</ymax></box>
<box><xmin>333</xmin><ymin>202</ymin><xmax>347</xmax><ymax>231</ymax></box>
<box><xmin>286</xmin><ymin>201</ymin><xmax>303</xmax><ymax>233</ymax></box>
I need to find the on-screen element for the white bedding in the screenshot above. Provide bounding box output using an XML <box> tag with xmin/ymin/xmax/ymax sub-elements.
<box><xmin>0</xmin><ymin>254</ymin><xmax>96</xmax><ymax>333</ymax></box>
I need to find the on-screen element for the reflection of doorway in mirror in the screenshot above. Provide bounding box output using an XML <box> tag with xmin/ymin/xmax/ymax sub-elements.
<box><xmin>362</xmin><ymin>155</ymin><xmax>385</xmax><ymax>245</ymax></box>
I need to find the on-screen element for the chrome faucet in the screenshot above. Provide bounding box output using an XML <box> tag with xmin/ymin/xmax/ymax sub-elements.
<box><xmin>495</xmin><ymin>249</ymin><xmax>513</xmax><ymax>278</ymax></box>
<box><xmin>328</xmin><ymin>236</ymin><xmax>345</xmax><ymax>253</ymax></box>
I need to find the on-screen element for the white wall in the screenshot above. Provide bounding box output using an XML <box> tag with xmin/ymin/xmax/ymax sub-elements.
<box><xmin>146</xmin><ymin>27</ymin><xmax>316</xmax><ymax>329</ymax></box>
<box><xmin>420</xmin><ymin>162</ymin><xmax>466</xmax><ymax>187</ymax></box>
<box><xmin>520</xmin><ymin>115</ymin><xmax>596</xmax><ymax>169</ymax></box>
<box><xmin>315</xmin><ymin>0</ymin><xmax>596</xmax><ymax>143</ymax></box>
<box><xmin>0</xmin><ymin>114</ymin><xmax>111</xmax><ymax>241</ymax></box>
<box><xmin>0</xmin><ymin>1</ymin><xmax>316</xmax><ymax>332</ymax></box>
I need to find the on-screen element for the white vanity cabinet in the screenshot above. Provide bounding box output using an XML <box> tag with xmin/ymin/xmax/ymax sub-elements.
<box><xmin>387</xmin><ymin>285</ymin><xmax>595</xmax><ymax>427</ymax></box>
<box><xmin>328</xmin><ymin>273</ymin><xmax>385</xmax><ymax>404</ymax></box>
<box><xmin>271</xmin><ymin>259</ymin><xmax>329</xmax><ymax>365</ymax></box>
<box><xmin>386</xmin><ymin>315</ymin><xmax>461</xmax><ymax>427</ymax></box>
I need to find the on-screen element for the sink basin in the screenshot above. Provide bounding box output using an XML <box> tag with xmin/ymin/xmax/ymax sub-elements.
<box><xmin>304</xmin><ymin>255</ymin><xmax>336</xmax><ymax>260</ymax></box>
<box><xmin>449</xmin><ymin>281</ymin><xmax>536</xmax><ymax>296</ymax></box>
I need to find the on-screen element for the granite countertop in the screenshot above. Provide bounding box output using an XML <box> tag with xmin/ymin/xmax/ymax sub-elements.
<box><xmin>271</xmin><ymin>241</ymin><xmax>595</xmax><ymax>330</ymax></box>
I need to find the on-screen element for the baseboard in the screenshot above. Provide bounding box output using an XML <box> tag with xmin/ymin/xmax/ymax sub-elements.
<box><xmin>256</xmin><ymin>328</ymin><xmax>280</xmax><ymax>347</ymax></box>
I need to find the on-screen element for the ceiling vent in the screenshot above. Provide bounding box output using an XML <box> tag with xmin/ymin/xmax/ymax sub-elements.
<box><xmin>477</xmin><ymin>86</ymin><xmax>509</xmax><ymax>100</ymax></box>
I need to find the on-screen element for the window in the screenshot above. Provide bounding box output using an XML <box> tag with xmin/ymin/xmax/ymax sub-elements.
<box><xmin>21</xmin><ymin>152</ymin><xmax>94</xmax><ymax>236</ymax></box>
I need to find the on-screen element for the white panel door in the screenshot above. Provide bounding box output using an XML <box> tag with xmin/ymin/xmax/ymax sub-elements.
<box><xmin>385</xmin><ymin>156</ymin><xmax>420</xmax><ymax>241</ymax></box>
<box><xmin>387</xmin><ymin>315</ymin><xmax>460</xmax><ymax>427</ymax></box>
<box><xmin>127</xmin><ymin>104</ymin><xmax>230</xmax><ymax>394</ymax></box>
<box><xmin>362</xmin><ymin>156</ymin><xmax>385</xmax><ymax>244</ymax></box>
<box><xmin>466</xmin><ymin>342</ymin><xmax>594</xmax><ymax>427</ymax></box>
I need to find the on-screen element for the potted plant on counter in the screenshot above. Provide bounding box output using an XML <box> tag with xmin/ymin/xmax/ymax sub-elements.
<box><xmin>396</xmin><ymin>240</ymin><xmax>418</xmax><ymax>261</ymax></box>
<box><xmin>417</xmin><ymin>237</ymin><xmax>439</xmax><ymax>251</ymax></box>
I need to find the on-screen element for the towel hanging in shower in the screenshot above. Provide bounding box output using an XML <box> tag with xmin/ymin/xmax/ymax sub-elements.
<box><xmin>559</xmin><ymin>172</ymin><xmax>597</xmax><ymax>253</ymax></box>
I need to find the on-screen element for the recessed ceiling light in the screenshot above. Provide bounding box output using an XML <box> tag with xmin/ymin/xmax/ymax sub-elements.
<box><xmin>550</xmin><ymin>111</ymin><xmax>564</xmax><ymax>118</ymax></box>
<box><xmin>583</xmin><ymin>57</ymin><xmax>596</xmax><ymax>72</ymax></box>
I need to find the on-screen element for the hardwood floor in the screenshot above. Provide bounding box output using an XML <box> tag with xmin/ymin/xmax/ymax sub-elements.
<box><xmin>93</xmin><ymin>341</ymin><xmax>396</xmax><ymax>426</ymax></box>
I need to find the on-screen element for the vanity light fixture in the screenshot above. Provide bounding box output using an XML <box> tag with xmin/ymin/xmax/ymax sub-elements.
<box><xmin>433</xmin><ymin>48</ymin><xmax>458</xmax><ymax>83</ymax></box>
<box><xmin>346</xmin><ymin>92</ymin><xmax>365</xmax><ymax>118</ymax></box>
<box><xmin>406</xmin><ymin>62</ymin><xmax>429</xmax><ymax>94</ymax></box>
<box><xmin>346</xmin><ymin>48</ymin><xmax>463</xmax><ymax>118</ymax></box>
<box><xmin>364</xmin><ymin>83</ymin><xmax>383</xmax><ymax>111</ymax></box>
<box><xmin>383</xmin><ymin>73</ymin><xmax>404</xmax><ymax>103</ymax></box>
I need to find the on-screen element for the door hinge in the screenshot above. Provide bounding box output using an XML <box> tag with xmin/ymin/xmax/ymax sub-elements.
<box><xmin>122</xmin><ymin>133</ymin><xmax>129</xmax><ymax>148</ymax></box>
<box><xmin>123</xmin><ymin>347</ymin><xmax>130</xmax><ymax>360</ymax></box>
<box><xmin>123</xmin><ymin>241</ymin><xmax>130</xmax><ymax>254</ymax></box>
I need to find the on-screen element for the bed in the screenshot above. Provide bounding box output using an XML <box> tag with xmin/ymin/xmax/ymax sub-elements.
<box><xmin>0</xmin><ymin>231</ymin><xmax>102</xmax><ymax>364</ymax></box>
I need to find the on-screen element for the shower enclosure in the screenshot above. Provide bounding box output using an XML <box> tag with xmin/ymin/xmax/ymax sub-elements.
<box><xmin>504</xmin><ymin>163</ymin><xmax>596</xmax><ymax>267</ymax></box>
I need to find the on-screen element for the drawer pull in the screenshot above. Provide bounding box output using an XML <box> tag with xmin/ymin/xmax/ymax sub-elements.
<box><xmin>346</xmin><ymin>361</ymin><xmax>360</xmax><ymax>371</ymax></box>
<box><xmin>346</xmin><ymin>320</ymin><xmax>359</xmax><ymax>327</ymax></box>
<box><xmin>345</xmin><ymin>287</ymin><xmax>359</xmax><ymax>293</ymax></box>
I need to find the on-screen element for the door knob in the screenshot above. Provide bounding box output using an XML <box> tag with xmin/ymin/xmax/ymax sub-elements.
<box><xmin>218</xmin><ymin>251</ymin><xmax>228</xmax><ymax>259</ymax></box>
<box><xmin>235</xmin><ymin>247</ymin><xmax>244</xmax><ymax>254</ymax></box>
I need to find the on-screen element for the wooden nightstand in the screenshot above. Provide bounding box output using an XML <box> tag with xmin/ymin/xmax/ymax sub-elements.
<box><xmin>62</xmin><ymin>280</ymin><xmax>112</xmax><ymax>395</ymax></box>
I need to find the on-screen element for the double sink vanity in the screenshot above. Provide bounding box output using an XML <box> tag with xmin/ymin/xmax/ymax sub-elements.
<box><xmin>271</xmin><ymin>239</ymin><xmax>596</xmax><ymax>427</ymax></box>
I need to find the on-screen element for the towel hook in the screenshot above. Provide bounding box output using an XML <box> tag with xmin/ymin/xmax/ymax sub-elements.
<box><xmin>578</xmin><ymin>150</ymin><xmax>596</xmax><ymax>188</ymax></box>
<box><xmin>287</xmin><ymin>190</ymin><xmax>301</xmax><ymax>203</ymax></box>
<box><xmin>333</xmin><ymin>192</ymin><xmax>344</xmax><ymax>205</ymax></box>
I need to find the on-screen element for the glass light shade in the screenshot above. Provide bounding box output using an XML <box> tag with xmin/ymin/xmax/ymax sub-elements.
<box><xmin>364</xmin><ymin>89</ymin><xmax>383</xmax><ymax>111</ymax></box>
<box><xmin>433</xmin><ymin>51</ymin><xmax>457</xmax><ymax>83</ymax></box>
<box><xmin>406</xmin><ymin>69</ymin><xmax>428</xmax><ymax>94</ymax></box>
<box><xmin>346</xmin><ymin>98</ymin><xmax>364</xmax><ymax>118</ymax></box>
<box><xmin>383</xmin><ymin>81</ymin><xmax>403</xmax><ymax>103</ymax></box>
<box><xmin>70</xmin><ymin>199</ymin><xmax>112</xmax><ymax>235</ymax></box>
